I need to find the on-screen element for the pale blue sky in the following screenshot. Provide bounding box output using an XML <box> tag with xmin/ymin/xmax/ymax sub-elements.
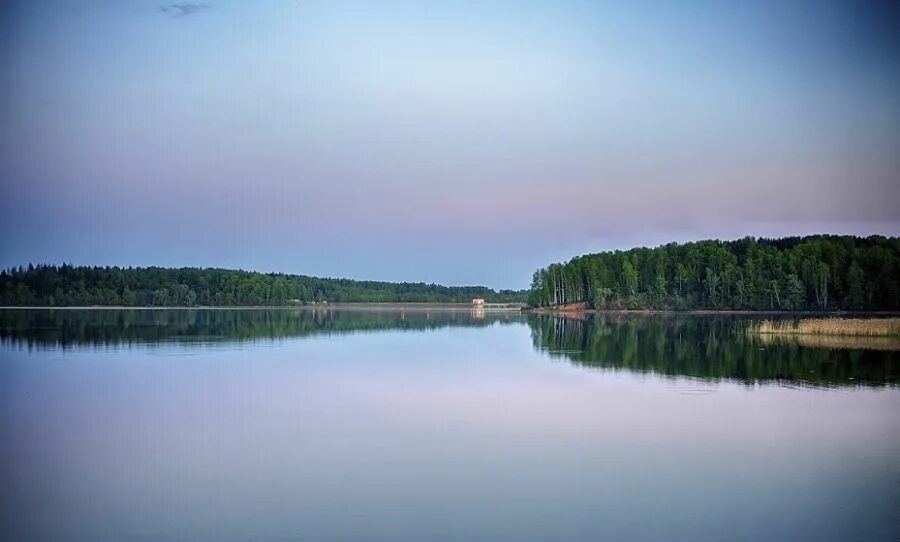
<box><xmin>2</xmin><ymin>1</ymin><xmax>898</xmax><ymax>288</ymax></box>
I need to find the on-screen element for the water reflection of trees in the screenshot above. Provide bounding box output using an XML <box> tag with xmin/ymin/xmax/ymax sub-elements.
<box><xmin>5</xmin><ymin>309</ymin><xmax>897</xmax><ymax>386</ymax></box>
<box><xmin>0</xmin><ymin>308</ymin><xmax>521</xmax><ymax>350</ymax></box>
<box><xmin>528</xmin><ymin>314</ymin><xmax>898</xmax><ymax>387</ymax></box>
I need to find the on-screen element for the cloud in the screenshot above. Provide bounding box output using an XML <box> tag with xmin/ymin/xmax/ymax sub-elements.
<box><xmin>160</xmin><ymin>3</ymin><xmax>209</xmax><ymax>17</ymax></box>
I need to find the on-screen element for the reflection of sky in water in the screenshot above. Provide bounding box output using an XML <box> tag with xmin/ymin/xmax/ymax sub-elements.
<box><xmin>2</xmin><ymin>322</ymin><xmax>899</xmax><ymax>541</ymax></box>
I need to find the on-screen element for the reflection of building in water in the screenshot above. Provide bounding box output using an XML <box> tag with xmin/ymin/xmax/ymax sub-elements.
<box><xmin>471</xmin><ymin>297</ymin><xmax>485</xmax><ymax>306</ymax></box>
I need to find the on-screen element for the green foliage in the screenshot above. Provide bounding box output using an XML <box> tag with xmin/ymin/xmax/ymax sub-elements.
<box><xmin>528</xmin><ymin>235</ymin><xmax>900</xmax><ymax>311</ymax></box>
<box><xmin>0</xmin><ymin>265</ymin><xmax>527</xmax><ymax>306</ymax></box>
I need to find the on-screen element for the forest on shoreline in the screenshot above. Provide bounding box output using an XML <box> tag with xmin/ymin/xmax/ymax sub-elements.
<box><xmin>4</xmin><ymin>235</ymin><xmax>899</xmax><ymax>311</ymax></box>
<box><xmin>0</xmin><ymin>266</ymin><xmax>526</xmax><ymax>307</ymax></box>
<box><xmin>527</xmin><ymin>235</ymin><xmax>900</xmax><ymax>311</ymax></box>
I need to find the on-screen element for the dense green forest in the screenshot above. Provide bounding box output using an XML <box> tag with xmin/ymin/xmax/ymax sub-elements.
<box><xmin>528</xmin><ymin>235</ymin><xmax>900</xmax><ymax>311</ymax></box>
<box><xmin>0</xmin><ymin>265</ymin><xmax>526</xmax><ymax>306</ymax></box>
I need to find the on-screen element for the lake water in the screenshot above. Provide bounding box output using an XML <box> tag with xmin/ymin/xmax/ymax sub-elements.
<box><xmin>2</xmin><ymin>308</ymin><xmax>898</xmax><ymax>541</ymax></box>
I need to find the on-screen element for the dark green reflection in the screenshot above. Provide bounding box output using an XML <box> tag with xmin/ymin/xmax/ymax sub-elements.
<box><xmin>528</xmin><ymin>314</ymin><xmax>899</xmax><ymax>387</ymax></box>
<box><xmin>5</xmin><ymin>309</ymin><xmax>898</xmax><ymax>387</ymax></box>
<box><xmin>0</xmin><ymin>308</ymin><xmax>522</xmax><ymax>349</ymax></box>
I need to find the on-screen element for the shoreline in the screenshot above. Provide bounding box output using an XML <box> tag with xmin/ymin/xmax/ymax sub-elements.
<box><xmin>0</xmin><ymin>303</ymin><xmax>524</xmax><ymax>312</ymax></box>
<box><xmin>525</xmin><ymin>308</ymin><xmax>900</xmax><ymax>316</ymax></box>
<box><xmin>2</xmin><ymin>305</ymin><xmax>900</xmax><ymax>316</ymax></box>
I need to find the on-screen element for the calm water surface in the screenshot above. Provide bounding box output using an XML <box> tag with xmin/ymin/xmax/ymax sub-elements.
<box><xmin>2</xmin><ymin>309</ymin><xmax>898</xmax><ymax>541</ymax></box>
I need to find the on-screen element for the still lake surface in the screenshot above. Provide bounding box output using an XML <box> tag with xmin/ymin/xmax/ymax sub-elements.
<box><xmin>2</xmin><ymin>308</ymin><xmax>898</xmax><ymax>541</ymax></box>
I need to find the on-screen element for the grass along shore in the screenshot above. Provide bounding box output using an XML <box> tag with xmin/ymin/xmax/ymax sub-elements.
<box><xmin>750</xmin><ymin>317</ymin><xmax>900</xmax><ymax>351</ymax></box>
<box><xmin>752</xmin><ymin>317</ymin><xmax>900</xmax><ymax>337</ymax></box>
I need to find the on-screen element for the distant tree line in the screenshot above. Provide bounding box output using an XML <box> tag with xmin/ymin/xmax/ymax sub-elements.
<box><xmin>528</xmin><ymin>235</ymin><xmax>900</xmax><ymax>311</ymax></box>
<box><xmin>0</xmin><ymin>265</ymin><xmax>527</xmax><ymax>306</ymax></box>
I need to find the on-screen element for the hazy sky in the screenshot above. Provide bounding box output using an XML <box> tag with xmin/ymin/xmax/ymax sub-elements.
<box><xmin>1</xmin><ymin>1</ymin><xmax>898</xmax><ymax>288</ymax></box>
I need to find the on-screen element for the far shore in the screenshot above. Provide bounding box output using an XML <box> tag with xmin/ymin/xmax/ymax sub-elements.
<box><xmin>0</xmin><ymin>303</ymin><xmax>524</xmax><ymax>311</ymax></box>
<box><xmin>3</xmin><ymin>305</ymin><xmax>900</xmax><ymax>317</ymax></box>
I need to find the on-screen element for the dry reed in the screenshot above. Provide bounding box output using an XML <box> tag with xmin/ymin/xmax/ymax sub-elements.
<box><xmin>752</xmin><ymin>317</ymin><xmax>900</xmax><ymax>337</ymax></box>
